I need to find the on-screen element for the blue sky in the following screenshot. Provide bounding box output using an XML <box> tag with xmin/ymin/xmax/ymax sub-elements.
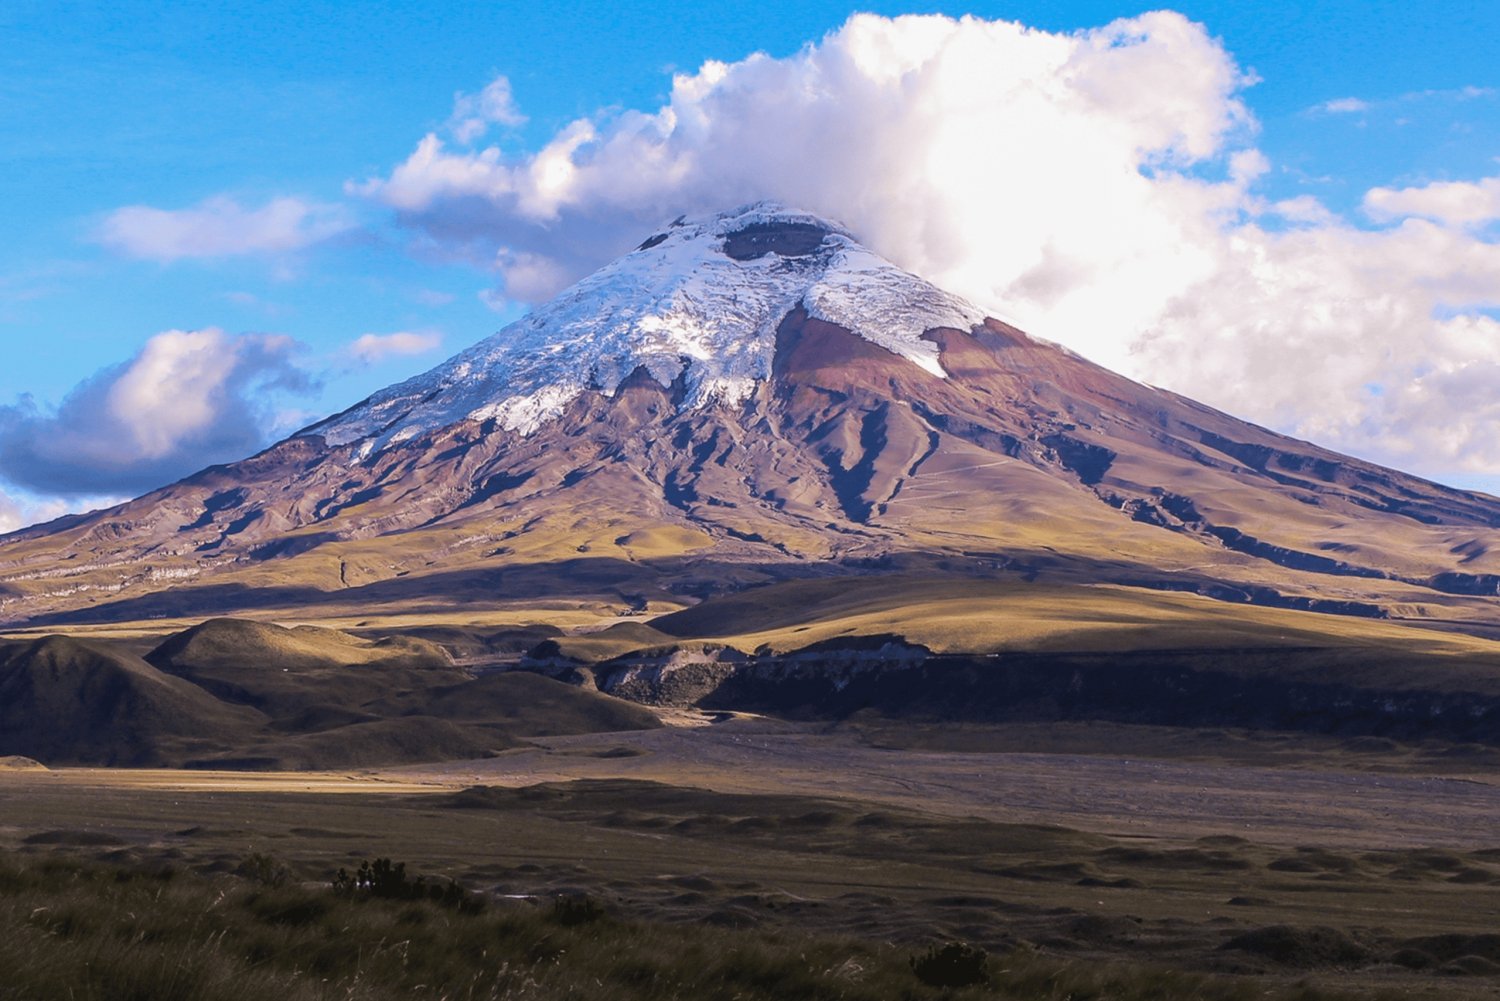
<box><xmin>1</xmin><ymin>1</ymin><xmax>1498</xmax><ymax>525</ymax></box>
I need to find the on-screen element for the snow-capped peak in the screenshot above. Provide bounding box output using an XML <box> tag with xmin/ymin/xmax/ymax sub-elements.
<box><xmin>304</xmin><ymin>202</ymin><xmax>986</xmax><ymax>450</ymax></box>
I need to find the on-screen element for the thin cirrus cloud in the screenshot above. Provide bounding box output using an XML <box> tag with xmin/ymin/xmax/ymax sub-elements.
<box><xmin>348</xmin><ymin>11</ymin><xmax>1500</xmax><ymax>483</ymax></box>
<box><xmin>97</xmin><ymin>195</ymin><xmax>352</xmax><ymax>262</ymax></box>
<box><xmin>1309</xmin><ymin>85</ymin><xmax>1496</xmax><ymax>116</ymax></box>
<box><xmin>448</xmin><ymin>76</ymin><xmax>526</xmax><ymax>144</ymax></box>
<box><xmin>1315</xmin><ymin>97</ymin><xmax>1370</xmax><ymax>114</ymax></box>
<box><xmin>348</xmin><ymin>330</ymin><xmax>444</xmax><ymax>365</ymax></box>
<box><xmin>0</xmin><ymin>328</ymin><xmax>318</xmax><ymax>497</ymax></box>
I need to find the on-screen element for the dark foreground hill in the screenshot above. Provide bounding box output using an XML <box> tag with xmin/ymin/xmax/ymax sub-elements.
<box><xmin>0</xmin><ymin>635</ymin><xmax>265</xmax><ymax>765</ymax></box>
<box><xmin>0</xmin><ymin>618</ymin><xmax>658</xmax><ymax>768</ymax></box>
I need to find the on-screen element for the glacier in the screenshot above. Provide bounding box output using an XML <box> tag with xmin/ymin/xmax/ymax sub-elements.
<box><xmin>303</xmin><ymin>202</ymin><xmax>987</xmax><ymax>452</ymax></box>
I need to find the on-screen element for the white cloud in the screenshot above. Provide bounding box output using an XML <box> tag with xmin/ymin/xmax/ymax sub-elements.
<box><xmin>1314</xmin><ymin>87</ymin><xmax>1495</xmax><ymax>117</ymax></box>
<box><xmin>1134</xmin><ymin>218</ymin><xmax>1500</xmax><ymax>472</ymax></box>
<box><xmin>351</xmin><ymin>11</ymin><xmax>1500</xmax><ymax>483</ymax></box>
<box><xmin>1364</xmin><ymin>176</ymin><xmax>1500</xmax><ymax>228</ymax></box>
<box><xmin>98</xmin><ymin>196</ymin><xmax>351</xmax><ymax>261</ymax></box>
<box><xmin>0</xmin><ymin>328</ymin><xmax>317</xmax><ymax>496</ymax></box>
<box><xmin>1269</xmin><ymin>195</ymin><xmax>1337</xmax><ymax>227</ymax></box>
<box><xmin>491</xmin><ymin>249</ymin><xmax>573</xmax><ymax>302</ymax></box>
<box><xmin>449</xmin><ymin>76</ymin><xmax>526</xmax><ymax>143</ymax></box>
<box><xmin>356</xmin><ymin>11</ymin><xmax>1257</xmax><ymax>318</ymax></box>
<box><xmin>0</xmin><ymin>489</ymin><xmax>97</xmax><ymax>535</ymax></box>
<box><xmin>0</xmin><ymin>489</ymin><xmax>24</xmax><ymax>533</ymax></box>
<box><xmin>348</xmin><ymin>329</ymin><xmax>443</xmax><ymax>365</ymax></box>
<box><xmin>1316</xmin><ymin>97</ymin><xmax>1369</xmax><ymax>114</ymax></box>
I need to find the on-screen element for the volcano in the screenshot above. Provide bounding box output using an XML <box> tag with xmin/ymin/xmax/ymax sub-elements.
<box><xmin>2</xmin><ymin>203</ymin><xmax>1499</xmax><ymax>642</ymax></box>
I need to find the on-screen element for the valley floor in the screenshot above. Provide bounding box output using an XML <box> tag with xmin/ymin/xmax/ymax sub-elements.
<box><xmin>4</xmin><ymin>719</ymin><xmax>1500</xmax><ymax>998</ymax></box>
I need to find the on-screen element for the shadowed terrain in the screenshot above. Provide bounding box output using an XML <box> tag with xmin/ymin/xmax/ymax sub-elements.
<box><xmin>0</xmin><ymin>618</ymin><xmax>659</xmax><ymax>768</ymax></box>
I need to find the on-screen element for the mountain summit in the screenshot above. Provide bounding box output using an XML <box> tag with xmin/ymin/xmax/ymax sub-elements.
<box><xmin>305</xmin><ymin>203</ymin><xmax>983</xmax><ymax>450</ymax></box>
<box><xmin>2</xmin><ymin>204</ymin><xmax>1498</xmax><ymax>632</ymax></box>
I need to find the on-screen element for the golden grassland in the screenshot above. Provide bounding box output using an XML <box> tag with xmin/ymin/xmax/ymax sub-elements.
<box><xmin>11</xmin><ymin>575</ymin><xmax>1500</xmax><ymax>668</ymax></box>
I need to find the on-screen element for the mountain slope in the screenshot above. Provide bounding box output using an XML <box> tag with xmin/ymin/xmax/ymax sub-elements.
<box><xmin>0</xmin><ymin>203</ymin><xmax>1497</xmax><ymax>637</ymax></box>
<box><xmin>0</xmin><ymin>636</ymin><xmax>265</xmax><ymax>764</ymax></box>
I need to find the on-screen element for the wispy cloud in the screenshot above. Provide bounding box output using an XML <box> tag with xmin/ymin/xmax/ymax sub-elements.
<box><xmin>448</xmin><ymin>76</ymin><xmax>526</xmax><ymax>144</ymax></box>
<box><xmin>0</xmin><ymin>260</ymin><xmax>93</xmax><ymax>318</ymax></box>
<box><xmin>1316</xmin><ymin>97</ymin><xmax>1369</xmax><ymax>114</ymax></box>
<box><xmin>347</xmin><ymin>329</ymin><xmax>443</xmax><ymax>365</ymax></box>
<box><xmin>1308</xmin><ymin>85</ymin><xmax>1496</xmax><ymax>116</ymax></box>
<box><xmin>98</xmin><ymin>195</ymin><xmax>352</xmax><ymax>262</ymax></box>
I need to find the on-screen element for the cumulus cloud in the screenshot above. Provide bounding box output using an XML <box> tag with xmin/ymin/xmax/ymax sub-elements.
<box><xmin>348</xmin><ymin>329</ymin><xmax>443</xmax><ymax>365</ymax></box>
<box><xmin>99</xmin><ymin>196</ymin><xmax>351</xmax><ymax>261</ymax></box>
<box><xmin>448</xmin><ymin>76</ymin><xmax>526</xmax><ymax>143</ymax></box>
<box><xmin>0</xmin><ymin>328</ymin><xmax>317</xmax><ymax>496</ymax></box>
<box><xmin>355</xmin><ymin>12</ymin><xmax>1256</xmax><ymax>310</ymax></box>
<box><xmin>1364</xmin><ymin>176</ymin><xmax>1500</xmax><ymax>228</ymax></box>
<box><xmin>1134</xmin><ymin>218</ymin><xmax>1500</xmax><ymax>471</ymax></box>
<box><xmin>352</xmin><ymin>11</ymin><xmax>1500</xmax><ymax>482</ymax></box>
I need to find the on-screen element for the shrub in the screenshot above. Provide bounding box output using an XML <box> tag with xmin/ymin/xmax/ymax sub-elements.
<box><xmin>551</xmin><ymin>892</ymin><xmax>606</xmax><ymax>926</ymax></box>
<box><xmin>235</xmin><ymin>853</ymin><xmax>291</xmax><ymax>887</ymax></box>
<box><xmin>910</xmin><ymin>940</ymin><xmax>990</xmax><ymax>987</ymax></box>
<box><xmin>331</xmin><ymin>858</ymin><xmax>483</xmax><ymax>914</ymax></box>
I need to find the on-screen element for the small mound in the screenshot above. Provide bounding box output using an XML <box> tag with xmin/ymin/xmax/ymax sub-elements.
<box><xmin>0</xmin><ymin>755</ymin><xmax>47</xmax><ymax>770</ymax></box>
<box><xmin>150</xmin><ymin>618</ymin><xmax>451</xmax><ymax>673</ymax></box>
<box><xmin>1442</xmin><ymin>955</ymin><xmax>1500</xmax><ymax>976</ymax></box>
<box><xmin>22</xmin><ymin>829</ymin><xmax>126</xmax><ymax>846</ymax></box>
<box><xmin>1076</xmin><ymin>876</ymin><xmax>1142</xmax><ymax>889</ymax></box>
<box><xmin>537</xmin><ymin>622</ymin><xmax>677</xmax><ymax>664</ymax></box>
<box><xmin>0</xmin><ymin>635</ymin><xmax>263</xmax><ymax>766</ymax></box>
<box><xmin>147</xmin><ymin>618</ymin><xmax>462</xmax><ymax>717</ymax></box>
<box><xmin>1395</xmin><ymin>933</ymin><xmax>1500</xmax><ymax>966</ymax></box>
<box><xmin>1221</xmin><ymin>925</ymin><xmax>1371</xmax><ymax>968</ymax></box>
<box><xmin>591</xmin><ymin>745</ymin><xmax>647</xmax><ymax>759</ymax></box>
<box><xmin>444</xmin><ymin>785</ymin><xmax>519</xmax><ymax>810</ymax></box>
<box><xmin>380</xmin><ymin>624</ymin><xmax>563</xmax><ymax>659</ymax></box>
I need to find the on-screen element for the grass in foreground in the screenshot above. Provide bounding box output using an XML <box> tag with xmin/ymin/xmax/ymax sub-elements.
<box><xmin>0</xmin><ymin>851</ymin><xmax>1391</xmax><ymax>1001</ymax></box>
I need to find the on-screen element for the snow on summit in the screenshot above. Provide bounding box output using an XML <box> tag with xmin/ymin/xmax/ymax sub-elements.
<box><xmin>304</xmin><ymin>203</ymin><xmax>986</xmax><ymax>451</ymax></box>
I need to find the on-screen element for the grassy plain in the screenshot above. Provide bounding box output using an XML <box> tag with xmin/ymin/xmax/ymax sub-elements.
<box><xmin>4</xmin><ymin>718</ymin><xmax>1500</xmax><ymax>998</ymax></box>
<box><xmin>4</xmin><ymin>582</ymin><xmax>1500</xmax><ymax>998</ymax></box>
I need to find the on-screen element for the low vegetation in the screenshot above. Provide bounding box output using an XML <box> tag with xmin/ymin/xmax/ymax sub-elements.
<box><xmin>0</xmin><ymin>850</ymin><xmax>1384</xmax><ymax>1001</ymax></box>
